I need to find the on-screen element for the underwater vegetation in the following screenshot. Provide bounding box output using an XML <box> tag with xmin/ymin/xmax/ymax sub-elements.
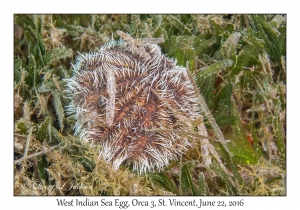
<box><xmin>14</xmin><ymin>14</ymin><xmax>286</xmax><ymax>195</ymax></box>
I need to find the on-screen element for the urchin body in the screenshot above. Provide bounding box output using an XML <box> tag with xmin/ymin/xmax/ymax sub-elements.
<box><xmin>65</xmin><ymin>32</ymin><xmax>201</xmax><ymax>173</ymax></box>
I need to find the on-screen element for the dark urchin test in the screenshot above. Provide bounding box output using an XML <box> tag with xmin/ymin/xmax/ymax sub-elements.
<box><xmin>64</xmin><ymin>30</ymin><xmax>202</xmax><ymax>174</ymax></box>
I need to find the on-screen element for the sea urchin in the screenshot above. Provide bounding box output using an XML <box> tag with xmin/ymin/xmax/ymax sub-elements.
<box><xmin>65</xmin><ymin>31</ymin><xmax>201</xmax><ymax>173</ymax></box>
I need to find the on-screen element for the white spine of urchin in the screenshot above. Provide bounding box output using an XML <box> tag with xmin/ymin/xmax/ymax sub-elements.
<box><xmin>64</xmin><ymin>31</ymin><xmax>201</xmax><ymax>174</ymax></box>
